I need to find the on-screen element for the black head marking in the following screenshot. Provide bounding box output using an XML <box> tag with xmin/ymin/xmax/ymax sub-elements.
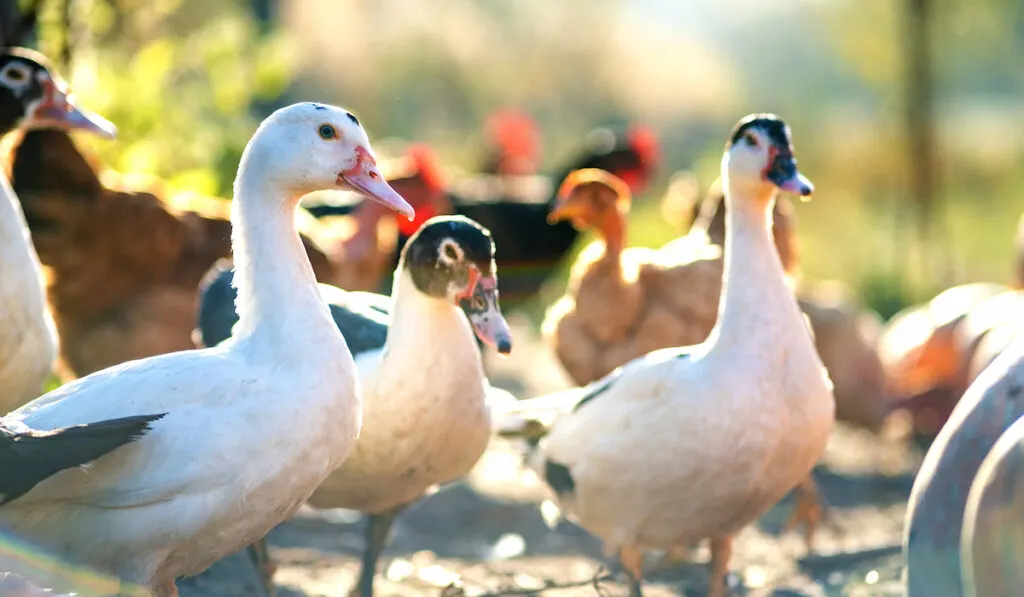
<box><xmin>727</xmin><ymin>113</ymin><xmax>793</xmax><ymax>152</ymax></box>
<box><xmin>401</xmin><ymin>215</ymin><xmax>496</xmax><ymax>299</ymax></box>
<box><xmin>311</xmin><ymin>103</ymin><xmax>327</xmax><ymax>112</ymax></box>
<box><xmin>346</xmin><ymin>112</ymin><xmax>360</xmax><ymax>126</ymax></box>
<box><xmin>0</xmin><ymin>48</ymin><xmax>59</xmax><ymax>137</ymax></box>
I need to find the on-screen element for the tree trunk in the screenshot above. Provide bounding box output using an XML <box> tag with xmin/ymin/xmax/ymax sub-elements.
<box><xmin>903</xmin><ymin>0</ymin><xmax>943</xmax><ymax>284</ymax></box>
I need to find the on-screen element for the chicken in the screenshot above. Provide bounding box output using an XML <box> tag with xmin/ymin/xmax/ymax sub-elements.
<box><xmin>479</xmin><ymin>107</ymin><xmax>542</xmax><ymax>176</ymax></box>
<box><xmin>6</xmin><ymin>129</ymin><xmax>336</xmax><ymax>376</ymax></box>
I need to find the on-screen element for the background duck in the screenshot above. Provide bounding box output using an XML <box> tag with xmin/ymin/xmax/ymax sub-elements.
<box><xmin>0</xmin><ymin>48</ymin><xmax>115</xmax><ymax>413</ymax></box>
<box><xmin>0</xmin><ymin>102</ymin><xmax>413</xmax><ymax>597</ymax></box>
<box><xmin>501</xmin><ymin>114</ymin><xmax>832</xmax><ymax>597</ymax></box>
<box><xmin>903</xmin><ymin>336</ymin><xmax>1024</xmax><ymax>597</ymax></box>
<box><xmin>960</xmin><ymin>412</ymin><xmax>1024</xmax><ymax>597</ymax></box>
<box><xmin>195</xmin><ymin>215</ymin><xmax>514</xmax><ymax>597</ymax></box>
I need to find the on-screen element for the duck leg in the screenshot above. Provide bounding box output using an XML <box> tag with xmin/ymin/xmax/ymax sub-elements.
<box><xmin>150</xmin><ymin>580</ymin><xmax>179</xmax><ymax>597</ymax></box>
<box><xmin>618</xmin><ymin>545</ymin><xmax>646</xmax><ymax>597</ymax></box>
<box><xmin>350</xmin><ymin>504</ymin><xmax>408</xmax><ymax>597</ymax></box>
<box><xmin>707</xmin><ymin>536</ymin><xmax>733</xmax><ymax>597</ymax></box>
<box><xmin>247</xmin><ymin>536</ymin><xmax>277</xmax><ymax>597</ymax></box>
<box><xmin>782</xmin><ymin>475</ymin><xmax>827</xmax><ymax>553</ymax></box>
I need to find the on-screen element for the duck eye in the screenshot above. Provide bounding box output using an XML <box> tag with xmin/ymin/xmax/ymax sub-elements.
<box><xmin>318</xmin><ymin>124</ymin><xmax>337</xmax><ymax>140</ymax></box>
<box><xmin>744</xmin><ymin>133</ymin><xmax>759</xmax><ymax>147</ymax></box>
<box><xmin>444</xmin><ymin>244</ymin><xmax>459</xmax><ymax>261</ymax></box>
<box><xmin>3</xmin><ymin>66</ymin><xmax>28</xmax><ymax>84</ymax></box>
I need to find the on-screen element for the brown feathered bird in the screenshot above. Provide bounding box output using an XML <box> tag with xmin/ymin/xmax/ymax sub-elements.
<box><xmin>7</xmin><ymin>129</ymin><xmax>336</xmax><ymax>376</ymax></box>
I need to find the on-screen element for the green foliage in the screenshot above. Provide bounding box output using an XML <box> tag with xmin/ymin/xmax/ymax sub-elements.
<box><xmin>23</xmin><ymin>0</ymin><xmax>1024</xmax><ymax>324</ymax></box>
<box><xmin>35</xmin><ymin>0</ymin><xmax>294</xmax><ymax>197</ymax></box>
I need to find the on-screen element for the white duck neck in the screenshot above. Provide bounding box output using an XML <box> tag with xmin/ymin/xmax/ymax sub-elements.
<box><xmin>0</xmin><ymin>172</ymin><xmax>36</xmax><ymax>258</ymax></box>
<box><xmin>229</xmin><ymin>165</ymin><xmax>333</xmax><ymax>344</ymax></box>
<box><xmin>384</xmin><ymin>269</ymin><xmax>482</xmax><ymax>370</ymax></box>
<box><xmin>709</xmin><ymin>171</ymin><xmax>805</xmax><ymax>354</ymax></box>
<box><xmin>0</xmin><ymin>170</ymin><xmax>47</xmax><ymax>299</ymax></box>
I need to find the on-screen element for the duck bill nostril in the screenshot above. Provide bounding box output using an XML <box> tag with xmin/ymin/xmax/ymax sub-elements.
<box><xmin>340</xmin><ymin>150</ymin><xmax>415</xmax><ymax>220</ymax></box>
<box><xmin>460</xmin><ymin>274</ymin><xmax>513</xmax><ymax>356</ymax></box>
<box><xmin>765</xmin><ymin>154</ymin><xmax>814</xmax><ymax>198</ymax></box>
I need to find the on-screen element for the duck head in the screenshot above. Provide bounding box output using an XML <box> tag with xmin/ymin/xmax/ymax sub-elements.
<box><xmin>401</xmin><ymin>215</ymin><xmax>513</xmax><ymax>355</ymax></box>
<box><xmin>723</xmin><ymin>113</ymin><xmax>812</xmax><ymax>203</ymax></box>
<box><xmin>548</xmin><ymin>168</ymin><xmax>630</xmax><ymax>228</ymax></box>
<box><xmin>0</xmin><ymin>48</ymin><xmax>116</xmax><ymax>139</ymax></box>
<box><xmin>243</xmin><ymin>102</ymin><xmax>414</xmax><ymax>218</ymax></box>
<box><xmin>548</xmin><ymin>168</ymin><xmax>630</xmax><ymax>257</ymax></box>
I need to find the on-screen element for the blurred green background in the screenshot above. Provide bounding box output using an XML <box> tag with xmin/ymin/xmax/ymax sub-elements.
<box><xmin>26</xmin><ymin>0</ymin><xmax>1024</xmax><ymax>320</ymax></box>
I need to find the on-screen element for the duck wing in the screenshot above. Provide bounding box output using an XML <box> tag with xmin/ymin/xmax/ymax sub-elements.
<box><xmin>0</xmin><ymin>414</ymin><xmax>165</xmax><ymax>505</ymax></box>
<box><xmin>194</xmin><ymin>261</ymin><xmax>390</xmax><ymax>359</ymax></box>
<box><xmin>496</xmin><ymin>345</ymin><xmax>696</xmax><ymax>442</ymax></box>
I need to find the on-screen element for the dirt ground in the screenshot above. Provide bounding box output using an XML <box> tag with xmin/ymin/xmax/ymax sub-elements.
<box><xmin>2</xmin><ymin>316</ymin><xmax>921</xmax><ymax>597</ymax></box>
<box><xmin>178</xmin><ymin>315</ymin><xmax>921</xmax><ymax>597</ymax></box>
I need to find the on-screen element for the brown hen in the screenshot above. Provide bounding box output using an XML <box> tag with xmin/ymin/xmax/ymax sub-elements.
<box><xmin>7</xmin><ymin>129</ymin><xmax>336</xmax><ymax>376</ymax></box>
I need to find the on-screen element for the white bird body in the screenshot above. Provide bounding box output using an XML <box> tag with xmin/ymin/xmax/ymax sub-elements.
<box><xmin>310</xmin><ymin>260</ymin><xmax>508</xmax><ymax>513</ymax></box>
<box><xmin>504</xmin><ymin>115</ymin><xmax>834</xmax><ymax>597</ymax></box>
<box><xmin>534</xmin><ymin>198</ymin><xmax>833</xmax><ymax>551</ymax></box>
<box><xmin>304</xmin><ymin>217</ymin><xmax>514</xmax><ymax>520</ymax></box>
<box><xmin>0</xmin><ymin>171</ymin><xmax>56</xmax><ymax>413</ymax></box>
<box><xmin>0</xmin><ymin>102</ymin><xmax>413</xmax><ymax>591</ymax></box>
<box><xmin>4</xmin><ymin>340</ymin><xmax>355</xmax><ymax>582</ymax></box>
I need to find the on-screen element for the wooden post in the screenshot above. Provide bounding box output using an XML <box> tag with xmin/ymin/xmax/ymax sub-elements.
<box><xmin>904</xmin><ymin>0</ymin><xmax>941</xmax><ymax>285</ymax></box>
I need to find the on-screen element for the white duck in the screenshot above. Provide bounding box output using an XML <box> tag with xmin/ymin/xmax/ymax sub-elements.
<box><xmin>499</xmin><ymin>114</ymin><xmax>834</xmax><ymax>597</ymax></box>
<box><xmin>0</xmin><ymin>102</ymin><xmax>414</xmax><ymax>597</ymax></box>
<box><xmin>0</xmin><ymin>48</ymin><xmax>116</xmax><ymax>412</ymax></box>
<box><xmin>195</xmin><ymin>214</ymin><xmax>514</xmax><ymax>597</ymax></box>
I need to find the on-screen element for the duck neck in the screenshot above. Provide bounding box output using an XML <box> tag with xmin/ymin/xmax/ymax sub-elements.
<box><xmin>230</xmin><ymin>169</ymin><xmax>332</xmax><ymax>342</ymax></box>
<box><xmin>710</xmin><ymin>175</ymin><xmax>802</xmax><ymax>352</ymax></box>
<box><xmin>0</xmin><ymin>170</ymin><xmax>31</xmax><ymax>251</ymax></box>
<box><xmin>597</xmin><ymin>205</ymin><xmax>627</xmax><ymax>260</ymax></box>
<box><xmin>385</xmin><ymin>269</ymin><xmax>482</xmax><ymax>371</ymax></box>
<box><xmin>0</xmin><ymin>149</ymin><xmax>47</xmax><ymax>295</ymax></box>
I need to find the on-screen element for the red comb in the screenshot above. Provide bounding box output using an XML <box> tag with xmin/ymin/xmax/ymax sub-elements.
<box><xmin>627</xmin><ymin>124</ymin><xmax>660</xmax><ymax>168</ymax></box>
<box><xmin>396</xmin><ymin>143</ymin><xmax>446</xmax><ymax>237</ymax></box>
<box><xmin>406</xmin><ymin>143</ymin><xmax>446</xmax><ymax>193</ymax></box>
<box><xmin>485</xmin><ymin>108</ymin><xmax>540</xmax><ymax>160</ymax></box>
